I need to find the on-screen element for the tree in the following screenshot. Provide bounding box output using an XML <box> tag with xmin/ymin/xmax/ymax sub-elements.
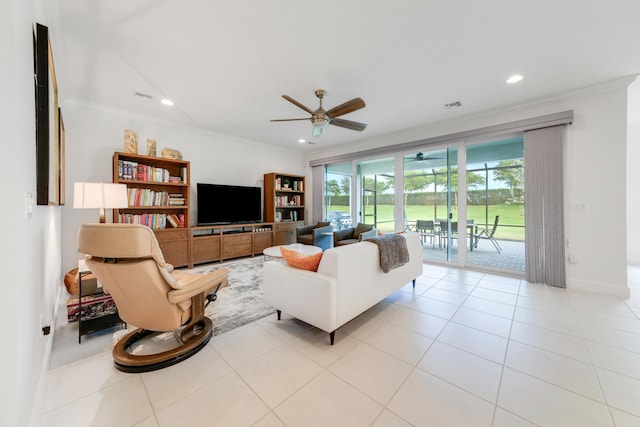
<box><xmin>362</xmin><ymin>175</ymin><xmax>393</xmax><ymax>206</ymax></box>
<box><xmin>362</xmin><ymin>175</ymin><xmax>393</xmax><ymax>193</ymax></box>
<box><xmin>493</xmin><ymin>160</ymin><xmax>524</xmax><ymax>204</ymax></box>
<box><xmin>433</xmin><ymin>168</ymin><xmax>485</xmax><ymax>205</ymax></box>
<box><xmin>339</xmin><ymin>176</ymin><xmax>350</xmax><ymax>195</ymax></box>
<box><xmin>404</xmin><ymin>171</ymin><xmax>433</xmax><ymax>206</ymax></box>
<box><xmin>326</xmin><ymin>179</ymin><xmax>340</xmax><ymax>206</ymax></box>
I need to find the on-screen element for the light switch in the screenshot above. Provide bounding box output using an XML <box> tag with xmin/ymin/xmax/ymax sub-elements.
<box><xmin>25</xmin><ymin>192</ymin><xmax>33</xmax><ymax>219</ymax></box>
<box><xmin>569</xmin><ymin>202</ymin><xmax>586</xmax><ymax>212</ymax></box>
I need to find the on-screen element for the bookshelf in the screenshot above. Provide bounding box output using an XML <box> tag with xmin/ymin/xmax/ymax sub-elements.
<box><xmin>264</xmin><ymin>172</ymin><xmax>305</xmax><ymax>245</ymax></box>
<box><xmin>112</xmin><ymin>152</ymin><xmax>190</xmax><ymax>267</ymax></box>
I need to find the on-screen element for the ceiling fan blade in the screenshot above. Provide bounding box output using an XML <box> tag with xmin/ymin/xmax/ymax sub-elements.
<box><xmin>270</xmin><ymin>118</ymin><xmax>311</xmax><ymax>122</ymax></box>
<box><xmin>282</xmin><ymin>95</ymin><xmax>314</xmax><ymax>115</ymax></box>
<box><xmin>326</xmin><ymin>97</ymin><xmax>365</xmax><ymax>118</ymax></box>
<box><xmin>330</xmin><ymin>118</ymin><xmax>367</xmax><ymax>131</ymax></box>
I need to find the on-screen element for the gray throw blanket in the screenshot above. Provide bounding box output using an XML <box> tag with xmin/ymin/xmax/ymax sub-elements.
<box><xmin>364</xmin><ymin>234</ymin><xmax>410</xmax><ymax>273</ymax></box>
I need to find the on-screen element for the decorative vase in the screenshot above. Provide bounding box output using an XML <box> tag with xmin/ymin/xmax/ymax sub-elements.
<box><xmin>124</xmin><ymin>129</ymin><xmax>138</xmax><ymax>153</ymax></box>
<box><xmin>146</xmin><ymin>138</ymin><xmax>156</xmax><ymax>156</ymax></box>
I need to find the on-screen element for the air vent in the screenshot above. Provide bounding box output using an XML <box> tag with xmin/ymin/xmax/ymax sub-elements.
<box><xmin>444</xmin><ymin>100</ymin><xmax>462</xmax><ymax>109</ymax></box>
<box><xmin>134</xmin><ymin>91</ymin><xmax>154</xmax><ymax>100</ymax></box>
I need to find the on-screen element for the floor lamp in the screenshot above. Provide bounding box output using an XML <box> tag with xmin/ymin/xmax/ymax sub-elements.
<box><xmin>73</xmin><ymin>182</ymin><xmax>128</xmax><ymax>223</ymax></box>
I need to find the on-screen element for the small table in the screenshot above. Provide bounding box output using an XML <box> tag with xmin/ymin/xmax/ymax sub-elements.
<box><xmin>263</xmin><ymin>244</ymin><xmax>323</xmax><ymax>260</ymax></box>
<box><xmin>76</xmin><ymin>260</ymin><xmax>125</xmax><ymax>343</ymax></box>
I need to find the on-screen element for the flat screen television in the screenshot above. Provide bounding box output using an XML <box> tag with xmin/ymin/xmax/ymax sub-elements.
<box><xmin>196</xmin><ymin>183</ymin><xmax>262</xmax><ymax>225</ymax></box>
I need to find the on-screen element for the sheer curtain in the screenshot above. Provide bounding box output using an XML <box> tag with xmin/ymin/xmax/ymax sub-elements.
<box><xmin>524</xmin><ymin>125</ymin><xmax>566</xmax><ymax>287</ymax></box>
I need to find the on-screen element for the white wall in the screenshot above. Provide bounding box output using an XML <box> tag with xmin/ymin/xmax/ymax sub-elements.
<box><xmin>627</xmin><ymin>77</ymin><xmax>640</xmax><ymax>265</ymax></box>
<box><xmin>2</xmin><ymin>0</ymin><xmax>64</xmax><ymax>425</ymax></box>
<box><xmin>5</xmin><ymin>2</ymin><xmax>633</xmax><ymax>420</ymax></box>
<box><xmin>60</xmin><ymin>102</ymin><xmax>306</xmax><ymax>272</ymax></box>
<box><xmin>305</xmin><ymin>78</ymin><xmax>634</xmax><ymax>297</ymax></box>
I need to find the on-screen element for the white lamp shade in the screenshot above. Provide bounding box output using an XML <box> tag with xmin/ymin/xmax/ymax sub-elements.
<box><xmin>73</xmin><ymin>182</ymin><xmax>128</xmax><ymax>209</ymax></box>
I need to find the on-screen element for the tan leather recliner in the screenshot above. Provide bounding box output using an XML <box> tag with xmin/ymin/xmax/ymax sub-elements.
<box><xmin>77</xmin><ymin>223</ymin><xmax>228</xmax><ymax>373</ymax></box>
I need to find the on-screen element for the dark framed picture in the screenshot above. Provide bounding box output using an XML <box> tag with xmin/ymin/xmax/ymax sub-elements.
<box><xmin>34</xmin><ymin>23</ymin><xmax>63</xmax><ymax>205</ymax></box>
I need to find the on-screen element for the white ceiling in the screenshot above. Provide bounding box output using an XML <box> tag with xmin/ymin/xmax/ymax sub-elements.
<box><xmin>53</xmin><ymin>0</ymin><xmax>640</xmax><ymax>151</ymax></box>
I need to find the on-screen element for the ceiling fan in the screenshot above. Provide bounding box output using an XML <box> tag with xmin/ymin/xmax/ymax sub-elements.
<box><xmin>271</xmin><ymin>90</ymin><xmax>367</xmax><ymax>137</ymax></box>
<box><xmin>407</xmin><ymin>152</ymin><xmax>445</xmax><ymax>162</ymax></box>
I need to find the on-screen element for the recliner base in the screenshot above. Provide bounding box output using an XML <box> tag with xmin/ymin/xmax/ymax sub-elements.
<box><xmin>112</xmin><ymin>317</ymin><xmax>213</xmax><ymax>373</ymax></box>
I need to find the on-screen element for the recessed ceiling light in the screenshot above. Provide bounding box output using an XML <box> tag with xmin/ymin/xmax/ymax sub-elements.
<box><xmin>298</xmin><ymin>139</ymin><xmax>306</xmax><ymax>144</ymax></box>
<box><xmin>507</xmin><ymin>74</ymin><xmax>523</xmax><ymax>84</ymax></box>
<box><xmin>161</xmin><ymin>99</ymin><xmax>174</xmax><ymax>106</ymax></box>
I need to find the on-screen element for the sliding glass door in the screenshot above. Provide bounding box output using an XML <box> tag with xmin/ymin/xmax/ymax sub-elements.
<box><xmin>323</xmin><ymin>137</ymin><xmax>525</xmax><ymax>275</ymax></box>
<box><xmin>357</xmin><ymin>157</ymin><xmax>394</xmax><ymax>232</ymax></box>
<box><xmin>325</xmin><ymin>163</ymin><xmax>353</xmax><ymax>229</ymax></box>
<box><xmin>466</xmin><ymin>138</ymin><xmax>525</xmax><ymax>273</ymax></box>
<box><xmin>325</xmin><ymin>157</ymin><xmax>396</xmax><ymax>232</ymax></box>
<box><xmin>403</xmin><ymin>147</ymin><xmax>458</xmax><ymax>263</ymax></box>
<box><xmin>401</xmin><ymin>138</ymin><xmax>524</xmax><ymax>274</ymax></box>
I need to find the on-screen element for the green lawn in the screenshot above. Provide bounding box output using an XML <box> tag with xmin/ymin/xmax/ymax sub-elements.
<box><xmin>328</xmin><ymin>204</ymin><xmax>525</xmax><ymax>240</ymax></box>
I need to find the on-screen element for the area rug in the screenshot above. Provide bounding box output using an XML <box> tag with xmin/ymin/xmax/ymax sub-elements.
<box><xmin>189</xmin><ymin>256</ymin><xmax>275</xmax><ymax>336</ymax></box>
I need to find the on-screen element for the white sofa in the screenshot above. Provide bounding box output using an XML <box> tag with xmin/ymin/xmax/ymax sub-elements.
<box><xmin>263</xmin><ymin>232</ymin><xmax>423</xmax><ymax>344</ymax></box>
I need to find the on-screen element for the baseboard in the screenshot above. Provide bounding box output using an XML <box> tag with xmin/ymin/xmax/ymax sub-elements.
<box><xmin>30</xmin><ymin>284</ymin><xmax>63</xmax><ymax>427</ymax></box>
<box><xmin>566</xmin><ymin>277</ymin><xmax>630</xmax><ymax>298</ymax></box>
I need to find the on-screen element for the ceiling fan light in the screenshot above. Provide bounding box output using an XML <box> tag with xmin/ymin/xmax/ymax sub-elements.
<box><xmin>311</xmin><ymin>117</ymin><xmax>329</xmax><ymax>128</ymax></box>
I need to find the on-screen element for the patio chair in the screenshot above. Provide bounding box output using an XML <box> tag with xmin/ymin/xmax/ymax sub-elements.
<box><xmin>473</xmin><ymin>215</ymin><xmax>502</xmax><ymax>253</ymax></box>
<box><xmin>439</xmin><ymin>220</ymin><xmax>458</xmax><ymax>248</ymax></box>
<box><xmin>415</xmin><ymin>220</ymin><xmax>436</xmax><ymax>247</ymax></box>
<box><xmin>403</xmin><ymin>210</ymin><xmax>415</xmax><ymax>232</ymax></box>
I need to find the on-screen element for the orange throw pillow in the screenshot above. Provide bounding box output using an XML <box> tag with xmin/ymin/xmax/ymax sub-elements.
<box><xmin>280</xmin><ymin>246</ymin><xmax>323</xmax><ymax>272</ymax></box>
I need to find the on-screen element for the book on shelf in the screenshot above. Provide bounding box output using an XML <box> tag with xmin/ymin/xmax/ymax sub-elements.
<box><xmin>166</xmin><ymin>215</ymin><xmax>179</xmax><ymax>228</ymax></box>
<box><xmin>274</xmin><ymin>194</ymin><xmax>302</xmax><ymax>207</ymax></box>
<box><xmin>117</xmin><ymin>160</ymin><xmax>170</xmax><ymax>183</ymax></box>
<box><xmin>136</xmin><ymin>164</ymin><xmax>146</xmax><ymax>181</ymax></box>
<box><xmin>118</xmin><ymin>212</ymin><xmax>170</xmax><ymax>229</ymax></box>
<box><xmin>175</xmin><ymin>213</ymin><xmax>185</xmax><ymax>227</ymax></box>
<box><xmin>118</xmin><ymin>160</ymin><xmax>137</xmax><ymax>180</ymax></box>
<box><xmin>168</xmin><ymin>193</ymin><xmax>185</xmax><ymax>206</ymax></box>
<box><xmin>165</xmin><ymin>213</ymin><xmax>185</xmax><ymax>228</ymax></box>
<box><xmin>127</xmin><ymin>188</ymin><xmax>174</xmax><ymax>206</ymax></box>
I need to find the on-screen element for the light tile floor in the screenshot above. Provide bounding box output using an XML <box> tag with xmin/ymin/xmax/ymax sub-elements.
<box><xmin>40</xmin><ymin>265</ymin><xmax>640</xmax><ymax>426</ymax></box>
